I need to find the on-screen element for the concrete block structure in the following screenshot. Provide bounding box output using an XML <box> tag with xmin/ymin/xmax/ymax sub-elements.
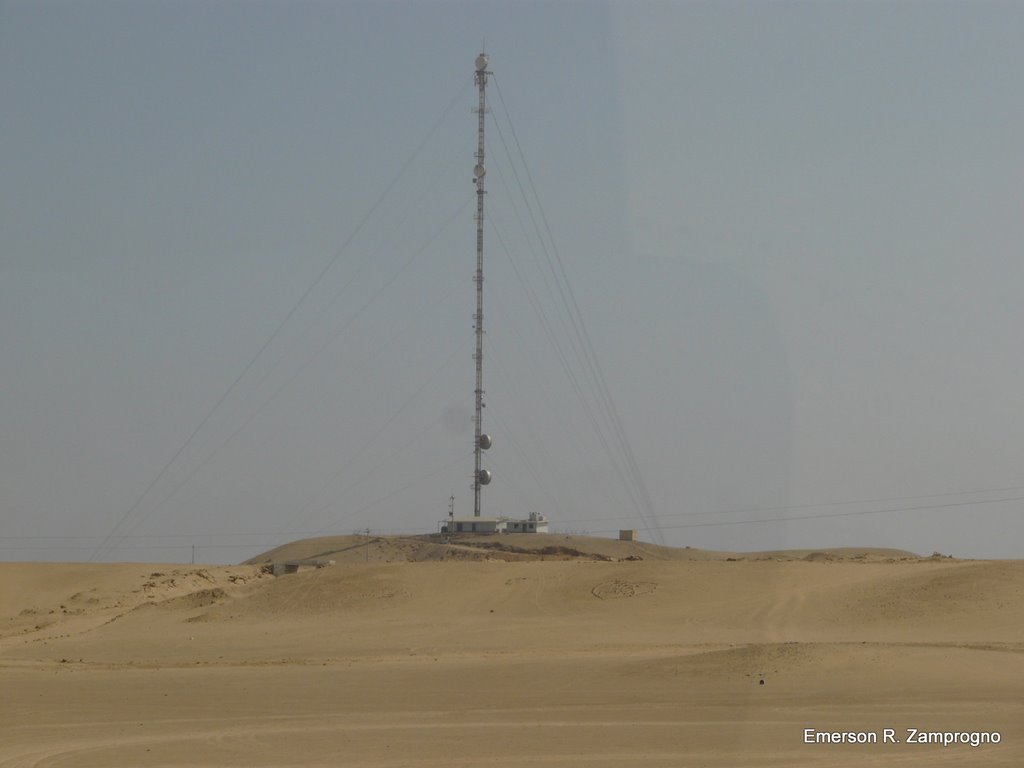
<box><xmin>442</xmin><ymin>511</ymin><xmax>549</xmax><ymax>535</ymax></box>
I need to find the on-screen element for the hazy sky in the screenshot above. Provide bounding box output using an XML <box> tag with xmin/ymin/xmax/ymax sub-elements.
<box><xmin>2</xmin><ymin>1</ymin><xmax>1022</xmax><ymax>562</ymax></box>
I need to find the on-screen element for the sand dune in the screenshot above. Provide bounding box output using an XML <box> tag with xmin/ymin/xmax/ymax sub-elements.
<box><xmin>2</xmin><ymin>535</ymin><xmax>1021</xmax><ymax>766</ymax></box>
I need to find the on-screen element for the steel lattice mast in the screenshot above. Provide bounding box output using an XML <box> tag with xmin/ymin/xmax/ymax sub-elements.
<box><xmin>473</xmin><ymin>51</ymin><xmax>492</xmax><ymax>518</ymax></box>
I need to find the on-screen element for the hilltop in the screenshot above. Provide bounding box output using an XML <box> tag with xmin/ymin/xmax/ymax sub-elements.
<box><xmin>244</xmin><ymin>531</ymin><xmax>922</xmax><ymax>565</ymax></box>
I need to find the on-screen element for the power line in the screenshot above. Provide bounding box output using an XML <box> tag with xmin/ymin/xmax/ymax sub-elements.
<box><xmin>88</xmin><ymin>82</ymin><xmax>471</xmax><ymax>565</ymax></box>
<box><xmin>487</xmin><ymin>201</ymin><xmax>647</xmax><ymax>525</ymax></box>
<box><xmin>491</xmin><ymin>74</ymin><xmax>665</xmax><ymax>544</ymax></box>
<box><xmin>488</xmin><ymin>183</ymin><xmax>647</xmax><ymax>526</ymax></box>
<box><xmin>0</xmin><ymin>543</ymin><xmax>272</xmax><ymax>552</ymax></box>
<box><xmin>312</xmin><ymin>449</ymin><xmax>472</xmax><ymax>535</ymax></box>
<box><xmin>112</xmin><ymin>193</ymin><xmax>474</xmax><ymax>545</ymax></box>
<box><xmin>487</xmin><ymin>101</ymin><xmax>647</xmax><ymax>526</ymax></box>
<box><xmin>283</xmin><ymin>337</ymin><xmax>473</xmax><ymax>537</ymax></box>
<box><xmin>698</xmin><ymin>484</ymin><xmax>1024</xmax><ymax>517</ymax></box>
<box><xmin>482</xmin><ymin>351</ymin><xmax>565</xmax><ymax>516</ymax></box>
<box><xmin>490</xmin><ymin>77</ymin><xmax>655</xmax><ymax>537</ymax></box>
<box><xmin>590</xmin><ymin>493</ymin><xmax>1024</xmax><ymax>532</ymax></box>
<box><xmin>6</xmin><ymin>487</ymin><xmax>1020</xmax><ymax>555</ymax></box>
<box><xmin>553</xmin><ymin>484</ymin><xmax>1024</xmax><ymax>526</ymax></box>
<box><xmin>8</xmin><ymin>481</ymin><xmax>1023</xmax><ymax>541</ymax></box>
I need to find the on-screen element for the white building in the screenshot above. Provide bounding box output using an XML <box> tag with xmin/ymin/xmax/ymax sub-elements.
<box><xmin>505</xmin><ymin>512</ymin><xmax>549</xmax><ymax>534</ymax></box>
<box><xmin>447</xmin><ymin>516</ymin><xmax>506</xmax><ymax>534</ymax></box>
<box><xmin>442</xmin><ymin>511</ymin><xmax>549</xmax><ymax>534</ymax></box>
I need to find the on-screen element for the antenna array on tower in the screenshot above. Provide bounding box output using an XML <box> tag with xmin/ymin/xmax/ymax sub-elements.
<box><xmin>473</xmin><ymin>52</ymin><xmax>493</xmax><ymax>517</ymax></box>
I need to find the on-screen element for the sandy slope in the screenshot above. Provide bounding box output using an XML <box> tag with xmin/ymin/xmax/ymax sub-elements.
<box><xmin>1</xmin><ymin>538</ymin><xmax>1022</xmax><ymax>766</ymax></box>
<box><xmin>243</xmin><ymin>532</ymin><xmax>921</xmax><ymax>565</ymax></box>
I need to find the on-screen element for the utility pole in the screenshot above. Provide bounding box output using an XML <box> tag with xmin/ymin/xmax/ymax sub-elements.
<box><xmin>473</xmin><ymin>51</ymin><xmax>493</xmax><ymax>517</ymax></box>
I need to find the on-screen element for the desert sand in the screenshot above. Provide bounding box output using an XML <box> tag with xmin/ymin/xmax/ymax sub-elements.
<box><xmin>1</xmin><ymin>533</ymin><xmax>1021</xmax><ymax>766</ymax></box>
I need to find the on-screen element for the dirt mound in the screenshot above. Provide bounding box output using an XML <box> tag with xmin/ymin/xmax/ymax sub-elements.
<box><xmin>840</xmin><ymin>560</ymin><xmax>1024</xmax><ymax>630</ymax></box>
<box><xmin>246</xmin><ymin>534</ymin><xmax>928</xmax><ymax>568</ymax></box>
<box><xmin>154</xmin><ymin>587</ymin><xmax>227</xmax><ymax>610</ymax></box>
<box><xmin>245</xmin><ymin>533</ymin><xmax>742</xmax><ymax>565</ymax></box>
<box><xmin>638</xmin><ymin>642</ymin><xmax>822</xmax><ymax>681</ymax></box>
<box><xmin>802</xmin><ymin>551</ymin><xmax>835</xmax><ymax>562</ymax></box>
<box><xmin>745</xmin><ymin>547</ymin><xmax>921</xmax><ymax>561</ymax></box>
<box><xmin>591</xmin><ymin>579</ymin><xmax>658</xmax><ymax>599</ymax></box>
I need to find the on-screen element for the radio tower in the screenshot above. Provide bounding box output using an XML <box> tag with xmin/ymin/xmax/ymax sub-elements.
<box><xmin>473</xmin><ymin>51</ymin><xmax>493</xmax><ymax>517</ymax></box>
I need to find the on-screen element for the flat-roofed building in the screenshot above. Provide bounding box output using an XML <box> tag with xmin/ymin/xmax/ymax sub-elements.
<box><xmin>441</xmin><ymin>512</ymin><xmax>549</xmax><ymax>534</ymax></box>
<box><xmin>447</xmin><ymin>517</ymin><xmax>507</xmax><ymax>534</ymax></box>
<box><xmin>506</xmin><ymin>512</ymin><xmax>549</xmax><ymax>534</ymax></box>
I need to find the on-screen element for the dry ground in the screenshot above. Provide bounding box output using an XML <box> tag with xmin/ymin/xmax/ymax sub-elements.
<box><xmin>1</xmin><ymin>534</ymin><xmax>1022</xmax><ymax>766</ymax></box>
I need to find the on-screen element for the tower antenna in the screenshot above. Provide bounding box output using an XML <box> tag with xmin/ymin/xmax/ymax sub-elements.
<box><xmin>473</xmin><ymin>51</ymin><xmax>493</xmax><ymax>517</ymax></box>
